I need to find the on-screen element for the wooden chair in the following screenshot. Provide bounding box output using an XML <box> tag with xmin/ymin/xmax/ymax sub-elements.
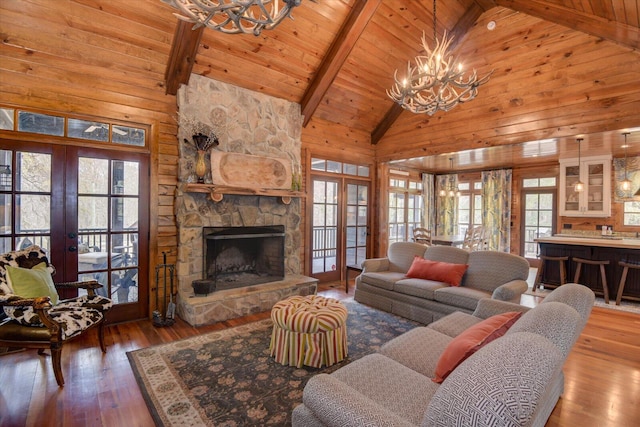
<box><xmin>412</xmin><ymin>228</ymin><xmax>432</xmax><ymax>245</ymax></box>
<box><xmin>533</xmin><ymin>255</ymin><xmax>568</xmax><ymax>291</ymax></box>
<box><xmin>462</xmin><ymin>225</ymin><xmax>486</xmax><ymax>251</ymax></box>
<box><xmin>573</xmin><ymin>257</ymin><xmax>610</xmax><ymax>304</ymax></box>
<box><xmin>616</xmin><ymin>261</ymin><xmax>640</xmax><ymax>306</ymax></box>
<box><xmin>0</xmin><ymin>245</ymin><xmax>112</xmax><ymax>386</ymax></box>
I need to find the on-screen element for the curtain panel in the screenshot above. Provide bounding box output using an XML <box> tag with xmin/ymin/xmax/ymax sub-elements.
<box><xmin>421</xmin><ymin>173</ymin><xmax>436</xmax><ymax>231</ymax></box>
<box><xmin>436</xmin><ymin>174</ymin><xmax>458</xmax><ymax>235</ymax></box>
<box><xmin>481</xmin><ymin>169</ymin><xmax>512</xmax><ymax>252</ymax></box>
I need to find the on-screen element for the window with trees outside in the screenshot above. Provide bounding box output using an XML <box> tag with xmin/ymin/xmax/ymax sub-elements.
<box><xmin>457</xmin><ymin>181</ymin><xmax>482</xmax><ymax>236</ymax></box>
<box><xmin>388</xmin><ymin>172</ymin><xmax>423</xmax><ymax>244</ymax></box>
<box><xmin>624</xmin><ymin>201</ymin><xmax>640</xmax><ymax>226</ymax></box>
<box><xmin>521</xmin><ymin>177</ymin><xmax>557</xmax><ymax>259</ymax></box>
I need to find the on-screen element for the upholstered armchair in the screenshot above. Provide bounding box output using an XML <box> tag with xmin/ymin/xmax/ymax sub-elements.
<box><xmin>0</xmin><ymin>245</ymin><xmax>112</xmax><ymax>386</ymax></box>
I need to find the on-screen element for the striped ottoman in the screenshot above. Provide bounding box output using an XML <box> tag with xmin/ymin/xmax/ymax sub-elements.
<box><xmin>269</xmin><ymin>295</ymin><xmax>348</xmax><ymax>368</ymax></box>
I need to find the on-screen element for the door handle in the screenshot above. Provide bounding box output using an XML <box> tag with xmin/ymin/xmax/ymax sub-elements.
<box><xmin>68</xmin><ymin>246</ymin><xmax>77</xmax><ymax>252</ymax></box>
<box><xmin>68</xmin><ymin>232</ymin><xmax>77</xmax><ymax>239</ymax></box>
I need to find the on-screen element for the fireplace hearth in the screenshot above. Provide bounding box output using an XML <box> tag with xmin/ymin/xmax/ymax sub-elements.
<box><xmin>203</xmin><ymin>225</ymin><xmax>285</xmax><ymax>292</ymax></box>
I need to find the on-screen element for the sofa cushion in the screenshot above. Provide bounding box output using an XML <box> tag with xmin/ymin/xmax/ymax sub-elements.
<box><xmin>433</xmin><ymin>286</ymin><xmax>492</xmax><ymax>310</ymax></box>
<box><xmin>424</xmin><ymin>332</ymin><xmax>563</xmax><ymax>427</ymax></box>
<box><xmin>359</xmin><ymin>271</ymin><xmax>406</xmax><ymax>290</ymax></box>
<box><xmin>329</xmin><ymin>353</ymin><xmax>439</xmax><ymax>425</ymax></box>
<box><xmin>393</xmin><ymin>277</ymin><xmax>448</xmax><ymax>300</ymax></box>
<box><xmin>433</xmin><ymin>311</ymin><xmax>522</xmax><ymax>383</ymax></box>
<box><xmin>465</xmin><ymin>251</ymin><xmax>530</xmax><ymax>293</ymax></box>
<box><xmin>406</xmin><ymin>257</ymin><xmax>469</xmax><ymax>286</ymax></box>
<box><xmin>423</xmin><ymin>245</ymin><xmax>469</xmax><ymax>265</ymax></box>
<box><xmin>379</xmin><ymin>327</ymin><xmax>453</xmax><ymax>377</ymax></box>
<box><xmin>387</xmin><ymin>241</ymin><xmax>428</xmax><ymax>273</ymax></box>
<box><xmin>428</xmin><ymin>311</ymin><xmax>483</xmax><ymax>337</ymax></box>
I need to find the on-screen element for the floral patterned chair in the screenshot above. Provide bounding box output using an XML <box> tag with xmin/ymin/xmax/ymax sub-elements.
<box><xmin>0</xmin><ymin>245</ymin><xmax>112</xmax><ymax>386</ymax></box>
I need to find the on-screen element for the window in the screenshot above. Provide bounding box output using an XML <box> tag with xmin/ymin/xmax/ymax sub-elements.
<box><xmin>311</xmin><ymin>158</ymin><xmax>370</xmax><ymax>177</ymax></box>
<box><xmin>457</xmin><ymin>181</ymin><xmax>482</xmax><ymax>236</ymax></box>
<box><xmin>521</xmin><ymin>177</ymin><xmax>557</xmax><ymax>258</ymax></box>
<box><xmin>388</xmin><ymin>174</ymin><xmax>423</xmax><ymax>244</ymax></box>
<box><xmin>1</xmin><ymin>106</ymin><xmax>147</xmax><ymax>147</ymax></box>
<box><xmin>623</xmin><ymin>201</ymin><xmax>640</xmax><ymax>226</ymax></box>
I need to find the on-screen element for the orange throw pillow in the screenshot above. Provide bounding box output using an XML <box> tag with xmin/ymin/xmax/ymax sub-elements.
<box><xmin>433</xmin><ymin>311</ymin><xmax>523</xmax><ymax>383</ymax></box>
<box><xmin>406</xmin><ymin>256</ymin><xmax>469</xmax><ymax>286</ymax></box>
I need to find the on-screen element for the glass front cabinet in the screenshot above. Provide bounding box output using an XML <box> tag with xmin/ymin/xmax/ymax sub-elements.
<box><xmin>559</xmin><ymin>155</ymin><xmax>611</xmax><ymax>217</ymax></box>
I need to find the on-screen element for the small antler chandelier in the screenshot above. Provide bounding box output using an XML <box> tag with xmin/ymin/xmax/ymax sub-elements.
<box><xmin>387</xmin><ymin>0</ymin><xmax>493</xmax><ymax>115</ymax></box>
<box><xmin>164</xmin><ymin>0</ymin><xmax>306</xmax><ymax>36</ymax></box>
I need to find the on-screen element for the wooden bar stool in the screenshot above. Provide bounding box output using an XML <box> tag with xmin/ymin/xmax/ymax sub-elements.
<box><xmin>533</xmin><ymin>255</ymin><xmax>568</xmax><ymax>291</ymax></box>
<box><xmin>573</xmin><ymin>257</ymin><xmax>610</xmax><ymax>304</ymax></box>
<box><xmin>616</xmin><ymin>261</ymin><xmax>640</xmax><ymax>306</ymax></box>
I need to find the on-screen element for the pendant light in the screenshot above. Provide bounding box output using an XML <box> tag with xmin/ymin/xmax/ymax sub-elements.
<box><xmin>439</xmin><ymin>158</ymin><xmax>460</xmax><ymax>197</ymax></box>
<box><xmin>574</xmin><ymin>138</ymin><xmax>584</xmax><ymax>192</ymax></box>
<box><xmin>620</xmin><ymin>132</ymin><xmax>632</xmax><ymax>193</ymax></box>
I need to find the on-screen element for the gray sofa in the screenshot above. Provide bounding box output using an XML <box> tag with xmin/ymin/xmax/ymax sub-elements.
<box><xmin>354</xmin><ymin>242</ymin><xmax>531</xmax><ymax>324</ymax></box>
<box><xmin>293</xmin><ymin>283</ymin><xmax>595</xmax><ymax>427</ymax></box>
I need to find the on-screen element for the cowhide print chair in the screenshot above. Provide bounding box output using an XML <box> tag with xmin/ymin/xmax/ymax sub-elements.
<box><xmin>0</xmin><ymin>245</ymin><xmax>112</xmax><ymax>386</ymax></box>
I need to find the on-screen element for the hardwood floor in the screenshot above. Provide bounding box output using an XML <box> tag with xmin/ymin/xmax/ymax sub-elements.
<box><xmin>1</xmin><ymin>281</ymin><xmax>639</xmax><ymax>427</ymax></box>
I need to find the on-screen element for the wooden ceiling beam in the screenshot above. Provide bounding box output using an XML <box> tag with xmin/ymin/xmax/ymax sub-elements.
<box><xmin>301</xmin><ymin>0</ymin><xmax>382</xmax><ymax>127</ymax></box>
<box><xmin>164</xmin><ymin>20</ymin><xmax>204</xmax><ymax>96</ymax></box>
<box><xmin>495</xmin><ymin>0</ymin><xmax>640</xmax><ymax>50</ymax></box>
<box><xmin>371</xmin><ymin>2</ymin><xmax>486</xmax><ymax>145</ymax></box>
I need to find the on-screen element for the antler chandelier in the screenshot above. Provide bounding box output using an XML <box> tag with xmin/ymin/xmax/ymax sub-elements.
<box><xmin>387</xmin><ymin>0</ymin><xmax>493</xmax><ymax>115</ymax></box>
<box><xmin>164</xmin><ymin>0</ymin><xmax>305</xmax><ymax>36</ymax></box>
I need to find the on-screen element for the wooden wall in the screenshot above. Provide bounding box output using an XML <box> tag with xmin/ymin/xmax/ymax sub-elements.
<box><xmin>0</xmin><ymin>0</ymin><xmax>180</xmax><ymax>318</ymax></box>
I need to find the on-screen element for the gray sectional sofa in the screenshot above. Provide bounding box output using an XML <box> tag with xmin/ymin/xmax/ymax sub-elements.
<box><xmin>354</xmin><ymin>242</ymin><xmax>530</xmax><ymax>324</ymax></box>
<box><xmin>293</xmin><ymin>283</ymin><xmax>595</xmax><ymax>427</ymax></box>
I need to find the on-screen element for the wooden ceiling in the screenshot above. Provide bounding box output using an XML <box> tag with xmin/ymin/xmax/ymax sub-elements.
<box><xmin>3</xmin><ymin>1</ymin><xmax>637</xmax><ymax>173</ymax></box>
<box><xmin>162</xmin><ymin>0</ymin><xmax>640</xmax><ymax>172</ymax></box>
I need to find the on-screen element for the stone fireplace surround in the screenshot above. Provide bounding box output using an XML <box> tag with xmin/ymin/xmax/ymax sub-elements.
<box><xmin>174</xmin><ymin>75</ymin><xmax>317</xmax><ymax>326</ymax></box>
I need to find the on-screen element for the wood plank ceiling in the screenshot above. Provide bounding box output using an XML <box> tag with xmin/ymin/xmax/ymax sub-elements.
<box><xmin>163</xmin><ymin>0</ymin><xmax>640</xmax><ymax>172</ymax></box>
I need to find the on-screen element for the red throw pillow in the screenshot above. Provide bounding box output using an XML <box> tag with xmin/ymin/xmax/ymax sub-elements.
<box><xmin>405</xmin><ymin>257</ymin><xmax>469</xmax><ymax>286</ymax></box>
<box><xmin>433</xmin><ymin>311</ymin><xmax>523</xmax><ymax>383</ymax></box>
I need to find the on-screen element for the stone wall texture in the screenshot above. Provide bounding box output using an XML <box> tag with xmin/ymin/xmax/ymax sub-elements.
<box><xmin>175</xmin><ymin>75</ymin><xmax>302</xmax><ymax>296</ymax></box>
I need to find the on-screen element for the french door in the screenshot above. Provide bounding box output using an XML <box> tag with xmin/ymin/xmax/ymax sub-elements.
<box><xmin>0</xmin><ymin>140</ymin><xmax>149</xmax><ymax>322</ymax></box>
<box><xmin>310</xmin><ymin>177</ymin><xmax>369</xmax><ymax>282</ymax></box>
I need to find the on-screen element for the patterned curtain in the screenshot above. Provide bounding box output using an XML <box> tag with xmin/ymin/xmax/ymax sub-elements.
<box><xmin>613</xmin><ymin>156</ymin><xmax>640</xmax><ymax>201</ymax></box>
<box><xmin>436</xmin><ymin>174</ymin><xmax>458</xmax><ymax>235</ymax></box>
<box><xmin>481</xmin><ymin>169</ymin><xmax>512</xmax><ymax>252</ymax></box>
<box><xmin>421</xmin><ymin>173</ymin><xmax>436</xmax><ymax>231</ymax></box>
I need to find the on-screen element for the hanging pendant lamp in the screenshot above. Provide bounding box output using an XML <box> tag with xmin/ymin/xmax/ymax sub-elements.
<box><xmin>620</xmin><ymin>132</ymin><xmax>632</xmax><ymax>194</ymax></box>
<box><xmin>574</xmin><ymin>138</ymin><xmax>584</xmax><ymax>192</ymax></box>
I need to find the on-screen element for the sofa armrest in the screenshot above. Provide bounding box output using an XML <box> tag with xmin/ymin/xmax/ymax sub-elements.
<box><xmin>472</xmin><ymin>298</ymin><xmax>531</xmax><ymax>319</ymax></box>
<box><xmin>302</xmin><ymin>374</ymin><xmax>414</xmax><ymax>427</ymax></box>
<box><xmin>491</xmin><ymin>279</ymin><xmax>528</xmax><ymax>303</ymax></box>
<box><xmin>361</xmin><ymin>257</ymin><xmax>390</xmax><ymax>273</ymax></box>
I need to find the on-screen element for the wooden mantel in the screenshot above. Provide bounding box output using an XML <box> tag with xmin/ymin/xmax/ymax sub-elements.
<box><xmin>185</xmin><ymin>183</ymin><xmax>305</xmax><ymax>204</ymax></box>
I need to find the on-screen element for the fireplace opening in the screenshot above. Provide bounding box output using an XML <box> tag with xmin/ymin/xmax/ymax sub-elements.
<box><xmin>203</xmin><ymin>225</ymin><xmax>285</xmax><ymax>291</ymax></box>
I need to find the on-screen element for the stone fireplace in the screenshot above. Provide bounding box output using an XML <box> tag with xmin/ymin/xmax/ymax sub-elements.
<box><xmin>174</xmin><ymin>75</ymin><xmax>317</xmax><ymax>326</ymax></box>
<box><xmin>203</xmin><ymin>225</ymin><xmax>285</xmax><ymax>290</ymax></box>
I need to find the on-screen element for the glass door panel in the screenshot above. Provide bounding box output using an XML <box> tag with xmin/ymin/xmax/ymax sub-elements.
<box><xmin>345</xmin><ymin>182</ymin><xmax>368</xmax><ymax>268</ymax></box>
<box><xmin>521</xmin><ymin>190</ymin><xmax>556</xmax><ymax>260</ymax></box>
<box><xmin>0</xmin><ymin>140</ymin><xmax>148</xmax><ymax>322</ymax></box>
<box><xmin>312</xmin><ymin>179</ymin><xmax>339</xmax><ymax>281</ymax></box>
<box><xmin>76</xmin><ymin>156</ymin><xmax>141</xmax><ymax>306</ymax></box>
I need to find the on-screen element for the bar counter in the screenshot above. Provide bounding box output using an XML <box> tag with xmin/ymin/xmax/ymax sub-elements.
<box><xmin>535</xmin><ymin>235</ymin><xmax>640</xmax><ymax>302</ymax></box>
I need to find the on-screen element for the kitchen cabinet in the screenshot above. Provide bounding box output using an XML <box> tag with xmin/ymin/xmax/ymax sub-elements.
<box><xmin>559</xmin><ymin>155</ymin><xmax>611</xmax><ymax>217</ymax></box>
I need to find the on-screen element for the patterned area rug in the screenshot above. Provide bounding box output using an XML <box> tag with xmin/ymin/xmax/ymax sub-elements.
<box><xmin>524</xmin><ymin>287</ymin><xmax>640</xmax><ymax>314</ymax></box>
<box><xmin>127</xmin><ymin>301</ymin><xmax>420</xmax><ymax>426</ymax></box>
